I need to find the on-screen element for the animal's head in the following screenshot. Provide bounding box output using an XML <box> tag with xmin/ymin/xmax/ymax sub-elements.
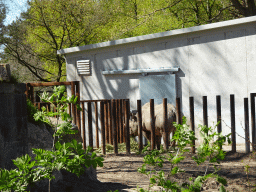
<box><xmin>129</xmin><ymin>119</ymin><xmax>138</xmax><ymax>137</ymax></box>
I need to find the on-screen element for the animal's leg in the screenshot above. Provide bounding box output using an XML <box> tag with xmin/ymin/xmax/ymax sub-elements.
<box><xmin>143</xmin><ymin>131</ymin><xmax>151</xmax><ymax>146</ymax></box>
<box><xmin>156</xmin><ymin>135</ymin><xmax>161</xmax><ymax>150</ymax></box>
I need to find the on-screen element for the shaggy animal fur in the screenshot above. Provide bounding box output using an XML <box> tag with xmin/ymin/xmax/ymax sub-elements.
<box><xmin>129</xmin><ymin>102</ymin><xmax>176</xmax><ymax>149</ymax></box>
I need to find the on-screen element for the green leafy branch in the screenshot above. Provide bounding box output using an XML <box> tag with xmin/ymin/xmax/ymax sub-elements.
<box><xmin>137</xmin><ymin>116</ymin><xmax>231</xmax><ymax>192</ymax></box>
<box><xmin>0</xmin><ymin>85</ymin><xmax>104</xmax><ymax>192</ymax></box>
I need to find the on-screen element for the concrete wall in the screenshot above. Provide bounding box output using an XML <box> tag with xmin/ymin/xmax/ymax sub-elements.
<box><xmin>0</xmin><ymin>83</ymin><xmax>28</xmax><ymax>170</ymax></box>
<box><xmin>64</xmin><ymin>17</ymin><xmax>256</xmax><ymax>146</ymax></box>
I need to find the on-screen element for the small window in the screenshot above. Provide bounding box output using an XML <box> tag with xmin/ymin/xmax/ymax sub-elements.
<box><xmin>77</xmin><ymin>60</ymin><xmax>91</xmax><ymax>75</ymax></box>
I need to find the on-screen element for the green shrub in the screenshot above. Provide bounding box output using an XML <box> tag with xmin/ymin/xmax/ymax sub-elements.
<box><xmin>0</xmin><ymin>85</ymin><xmax>104</xmax><ymax>192</ymax></box>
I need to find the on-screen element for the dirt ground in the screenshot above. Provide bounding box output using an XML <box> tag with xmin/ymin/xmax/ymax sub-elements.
<box><xmin>96</xmin><ymin>144</ymin><xmax>256</xmax><ymax>192</ymax></box>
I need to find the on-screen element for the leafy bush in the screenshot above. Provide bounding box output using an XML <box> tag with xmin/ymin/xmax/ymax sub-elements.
<box><xmin>0</xmin><ymin>85</ymin><xmax>104</xmax><ymax>192</ymax></box>
<box><xmin>137</xmin><ymin>117</ymin><xmax>231</xmax><ymax>192</ymax></box>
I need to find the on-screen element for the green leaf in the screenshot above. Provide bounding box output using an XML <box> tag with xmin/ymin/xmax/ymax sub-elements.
<box><xmin>219</xmin><ymin>185</ymin><xmax>226</xmax><ymax>192</ymax></box>
<box><xmin>91</xmin><ymin>152</ymin><xmax>96</xmax><ymax>159</ymax></box>
<box><xmin>55</xmin><ymin>141</ymin><xmax>62</xmax><ymax>150</ymax></box>
<box><xmin>73</xmin><ymin>96</ymin><xmax>78</xmax><ymax>104</ymax></box>
<box><xmin>216</xmin><ymin>176</ymin><xmax>227</xmax><ymax>186</ymax></box>
<box><xmin>149</xmin><ymin>177</ymin><xmax>156</xmax><ymax>184</ymax></box>
<box><xmin>171</xmin><ymin>166</ymin><xmax>179</xmax><ymax>175</ymax></box>
<box><xmin>55</xmin><ymin>162</ymin><xmax>64</xmax><ymax>171</ymax></box>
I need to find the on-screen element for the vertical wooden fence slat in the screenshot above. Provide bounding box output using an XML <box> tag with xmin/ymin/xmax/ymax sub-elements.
<box><xmin>189</xmin><ymin>97</ymin><xmax>195</xmax><ymax>153</ymax></box>
<box><xmin>120</xmin><ymin>100</ymin><xmax>123</xmax><ymax>143</ymax></box>
<box><xmin>71</xmin><ymin>81</ymin><xmax>76</xmax><ymax>125</ymax></box>
<box><xmin>30</xmin><ymin>86</ymin><xmax>34</xmax><ymax>103</ymax></box>
<box><xmin>95</xmin><ymin>102</ymin><xmax>99</xmax><ymax>148</ymax></box>
<box><xmin>112</xmin><ymin>99</ymin><xmax>118</xmax><ymax>155</ymax></box>
<box><xmin>125</xmin><ymin>99</ymin><xmax>130</xmax><ymax>155</ymax></box>
<box><xmin>82</xmin><ymin>102</ymin><xmax>86</xmax><ymax>150</ymax></box>
<box><xmin>123</xmin><ymin>99</ymin><xmax>126</xmax><ymax>143</ymax></box>
<box><xmin>173</xmin><ymin>97</ymin><xmax>181</xmax><ymax>148</ymax></box>
<box><xmin>216</xmin><ymin>95</ymin><xmax>222</xmax><ymax>150</ymax></box>
<box><xmin>230</xmin><ymin>94</ymin><xmax>236</xmax><ymax>152</ymax></box>
<box><xmin>251</xmin><ymin>93</ymin><xmax>256</xmax><ymax>151</ymax></box>
<box><xmin>116</xmin><ymin>99</ymin><xmax>120</xmax><ymax>144</ymax></box>
<box><xmin>100</xmin><ymin>101</ymin><xmax>106</xmax><ymax>155</ymax></box>
<box><xmin>137</xmin><ymin>100</ymin><xmax>143</xmax><ymax>152</ymax></box>
<box><xmin>108</xmin><ymin>100</ymin><xmax>113</xmax><ymax>145</ymax></box>
<box><xmin>203</xmin><ymin>96</ymin><xmax>208</xmax><ymax>129</ymax></box>
<box><xmin>244</xmin><ymin>98</ymin><xmax>250</xmax><ymax>153</ymax></box>
<box><xmin>104</xmin><ymin>102</ymin><xmax>108</xmax><ymax>144</ymax></box>
<box><xmin>176</xmin><ymin>98</ymin><xmax>181</xmax><ymax>124</ymax></box>
<box><xmin>163</xmin><ymin>98</ymin><xmax>168</xmax><ymax>151</ymax></box>
<box><xmin>75</xmin><ymin>81</ymin><xmax>81</xmax><ymax>133</ymax></box>
<box><xmin>150</xmin><ymin>99</ymin><xmax>155</xmax><ymax>151</ymax></box>
<box><xmin>216</xmin><ymin>95</ymin><xmax>222</xmax><ymax>133</ymax></box>
<box><xmin>88</xmin><ymin>102</ymin><xmax>93</xmax><ymax>150</ymax></box>
<box><xmin>35</xmin><ymin>91</ymin><xmax>40</xmax><ymax>102</ymax></box>
<box><xmin>119</xmin><ymin>99</ymin><xmax>122</xmax><ymax>143</ymax></box>
<box><xmin>68</xmin><ymin>103</ymin><xmax>71</xmax><ymax>119</ymax></box>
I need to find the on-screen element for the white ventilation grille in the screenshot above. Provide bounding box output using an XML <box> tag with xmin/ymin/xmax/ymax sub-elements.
<box><xmin>77</xmin><ymin>60</ymin><xmax>91</xmax><ymax>75</ymax></box>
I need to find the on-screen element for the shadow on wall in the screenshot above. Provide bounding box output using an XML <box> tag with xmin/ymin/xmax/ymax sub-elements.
<box><xmin>77</xmin><ymin>25</ymin><xmax>252</xmax><ymax>146</ymax></box>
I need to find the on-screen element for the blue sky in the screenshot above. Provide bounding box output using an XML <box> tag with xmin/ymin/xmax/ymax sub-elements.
<box><xmin>4</xmin><ymin>0</ymin><xmax>29</xmax><ymax>26</ymax></box>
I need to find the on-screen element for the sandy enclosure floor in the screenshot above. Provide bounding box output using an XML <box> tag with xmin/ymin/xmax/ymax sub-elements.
<box><xmin>96</xmin><ymin>144</ymin><xmax>256</xmax><ymax>192</ymax></box>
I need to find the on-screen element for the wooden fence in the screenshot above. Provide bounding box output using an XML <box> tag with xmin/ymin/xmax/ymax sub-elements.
<box><xmin>25</xmin><ymin>81</ymin><xmax>81</xmax><ymax>133</ymax></box>
<box><xmin>26</xmin><ymin>81</ymin><xmax>256</xmax><ymax>155</ymax></box>
<box><xmin>82</xmin><ymin>95</ymin><xmax>256</xmax><ymax>155</ymax></box>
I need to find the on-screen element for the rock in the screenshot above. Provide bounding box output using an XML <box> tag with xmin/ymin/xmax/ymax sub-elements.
<box><xmin>27</xmin><ymin>121</ymin><xmax>54</xmax><ymax>160</ymax></box>
<box><xmin>26</xmin><ymin>120</ymin><xmax>99</xmax><ymax>192</ymax></box>
<box><xmin>27</xmin><ymin>155</ymin><xmax>99</xmax><ymax>192</ymax></box>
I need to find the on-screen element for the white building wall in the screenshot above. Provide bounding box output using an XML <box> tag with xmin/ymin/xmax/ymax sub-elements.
<box><xmin>64</xmin><ymin>17</ymin><xmax>256</xmax><ymax>147</ymax></box>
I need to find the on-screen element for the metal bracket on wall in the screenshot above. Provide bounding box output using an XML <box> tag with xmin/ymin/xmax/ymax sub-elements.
<box><xmin>102</xmin><ymin>67</ymin><xmax>180</xmax><ymax>75</ymax></box>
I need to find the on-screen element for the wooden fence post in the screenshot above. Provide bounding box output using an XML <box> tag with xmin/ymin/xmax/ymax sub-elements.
<box><xmin>82</xmin><ymin>102</ymin><xmax>86</xmax><ymax>150</ymax></box>
<box><xmin>35</xmin><ymin>91</ymin><xmax>40</xmax><ymax>102</ymax></box>
<box><xmin>163</xmin><ymin>98</ymin><xmax>168</xmax><ymax>151</ymax></box>
<box><xmin>75</xmin><ymin>81</ymin><xmax>81</xmax><ymax>133</ymax></box>
<box><xmin>29</xmin><ymin>85</ymin><xmax>34</xmax><ymax>103</ymax></box>
<box><xmin>68</xmin><ymin>103</ymin><xmax>71</xmax><ymax>119</ymax></box>
<box><xmin>203</xmin><ymin>96</ymin><xmax>208</xmax><ymax>129</ymax></box>
<box><xmin>100</xmin><ymin>101</ymin><xmax>106</xmax><ymax>155</ymax></box>
<box><xmin>120</xmin><ymin>99</ymin><xmax>123</xmax><ymax>143</ymax></box>
<box><xmin>189</xmin><ymin>97</ymin><xmax>195</xmax><ymax>153</ymax></box>
<box><xmin>230</xmin><ymin>94</ymin><xmax>236</xmax><ymax>152</ymax></box>
<box><xmin>123</xmin><ymin>99</ymin><xmax>126</xmax><ymax>142</ymax></box>
<box><xmin>251</xmin><ymin>93</ymin><xmax>256</xmax><ymax>151</ymax></box>
<box><xmin>88</xmin><ymin>102</ymin><xmax>93</xmax><ymax>151</ymax></box>
<box><xmin>137</xmin><ymin>100</ymin><xmax>143</xmax><ymax>152</ymax></box>
<box><xmin>71</xmin><ymin>81</ymin><xmax>76</xmax><ymax>125</ymax></box>
<box><xmin>95</xmin><ymin>102</ymin><xmax>99</xmax><ymax>148</ymax></box>
<box><xmin>125</xmin><ymin>99</ymin><xmax>130</xmax><ymax>155</ymax></box>
<box><xmin>150</xmin><ymin>99</ymin><xmax>155</xmax><ymax>151</ymax></box>
<box><xmin>216</xmin><ymin>95</ymin><xmax>222</xmax><ymax>150</ymax></box>
<box><xmin>112</xmin><ymin>99</ymin><xmax>118</xmax><ymax>155</ymax></box>
<box><xmin>244</xmin><ymin>98</ymin><xmax>250</xmax><ymax>153</ymax></box>
<box><xmin>173</xmin><ymin>97</ymin><xmax>181</xmax><ymax>148</ymax></box>
<box><xmin>104</xmin><ymin>102</ymin><xmax>108</xmax><ymax>144</ymax></box>
<box><xmin>116</xmin><ymin>99</ymin><xmax>120</xmax><ymax>144</ymax></box>
<box><xmin>108</xmin><ymin>100</ymin><xmax>113</xmax><ymax>145</ymax></box>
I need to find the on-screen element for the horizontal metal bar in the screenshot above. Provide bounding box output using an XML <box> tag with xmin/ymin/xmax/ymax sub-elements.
<box><xmin>102</xmin><ymin>67</ymin><xmax>179</xmax><ymax>75</ymax></box>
